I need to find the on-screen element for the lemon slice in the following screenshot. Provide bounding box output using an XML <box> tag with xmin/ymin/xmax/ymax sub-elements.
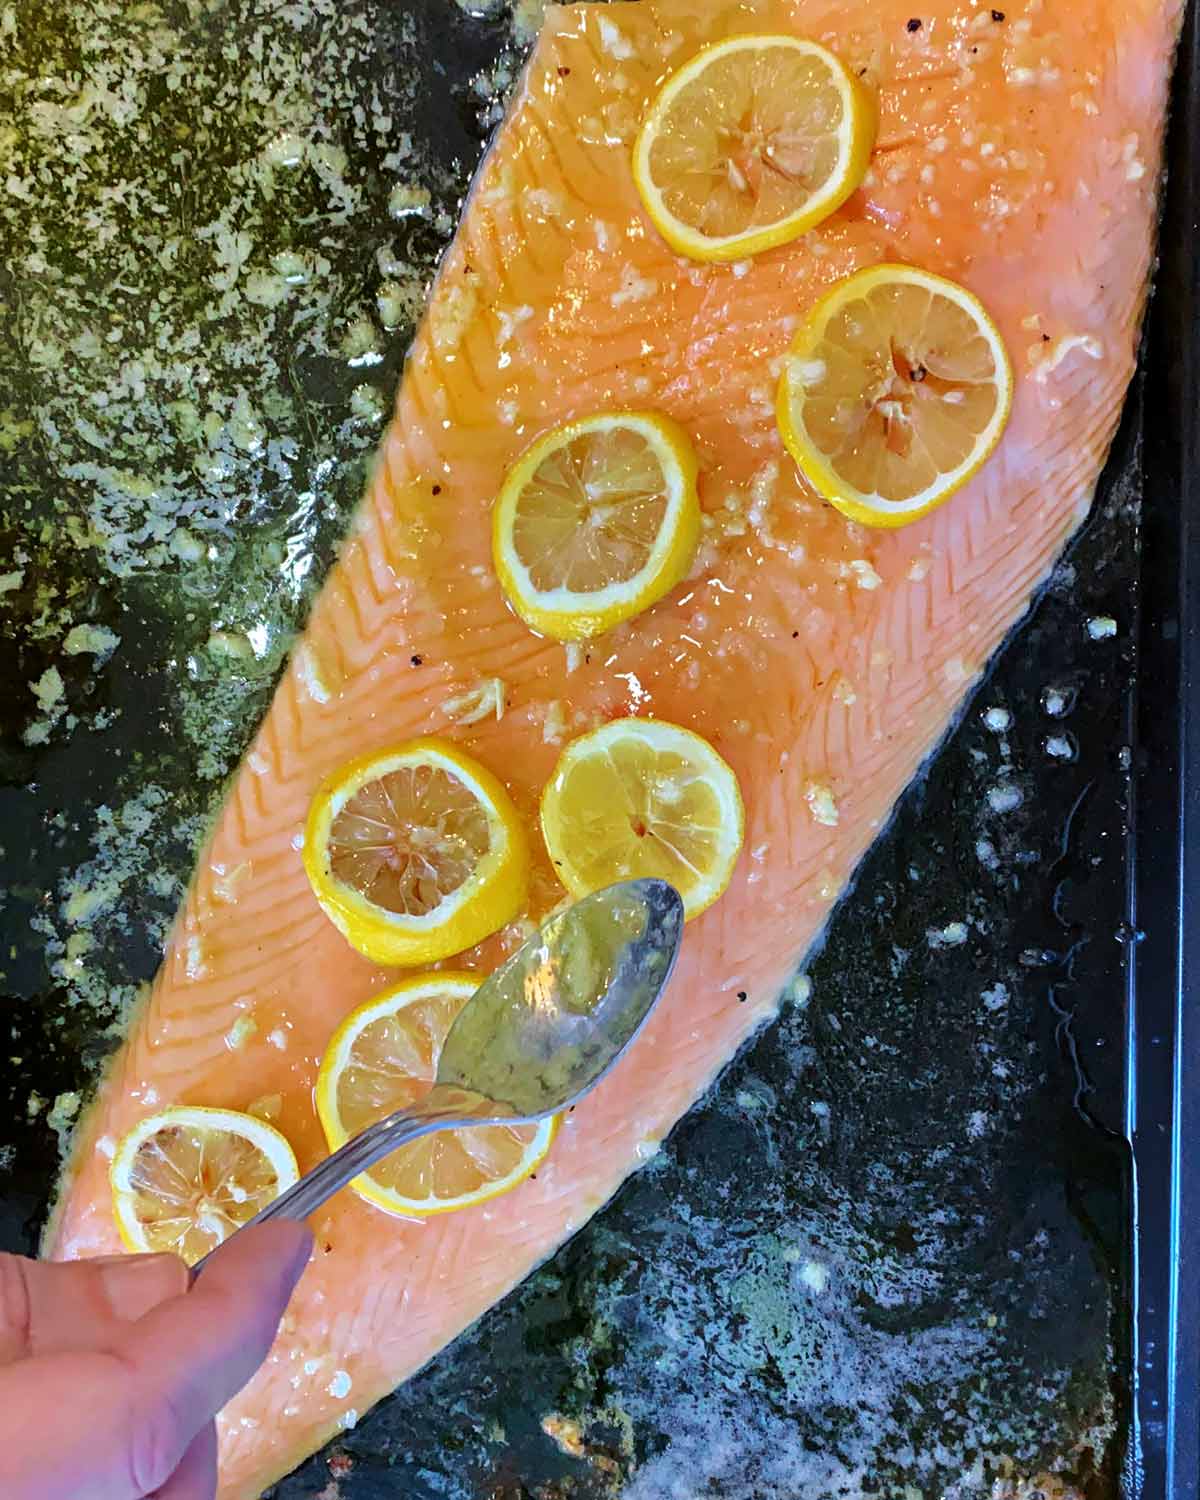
<box><xmin>110</xmin><ymin>1106</ymin><xmax>299</xmax><ymax>1265</ymax></box>
<box><xmin>632</xmin><ymin>34</ymin><xmax>875</xmax><ymax>263</ymax></box>
<box><xmin>303</xmin><ymin>738</ymin><xmax>529</xmax><ymax>967</ymax></box>
<box><xmin>540</xmin><ymin>718</ymin><xmax>744</xmax><ymax>920</ymax></box>
<box><xmin>492</xmin><ymin>411</ymin><xmax>700</xmax><ymax>642</ymax></box>
<box><xmin>316</xmin><ymin>974</ymin><xmax>557</xmax><ymax>1216</ymax></box>
<box><xmin>776</xmin><ymin>263</ymin><xmax>1014</xmax><ymax>527</ymax></box>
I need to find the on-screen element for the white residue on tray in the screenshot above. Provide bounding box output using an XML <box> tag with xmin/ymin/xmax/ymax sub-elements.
<box><xmin>1041</xmin><ymin>686</ymin><xmax>1071</xmax><ymax>717</ymax></box>
<box><xmin>981</xmin><ymin>983</ymin><xmax>1010</xmax><ymax>1011</ymax></box>
<box><xmin>927</xmin><ymin>921</ymin><xmax>969</xmax><ymax>948</ymax></box>
<box><xmin>786</xmin><ymin>975</ymin><xmax>812</xmax><ymax>1008</ymax></box>
<box><xmin>983</xmin><ymin>706</ymin><xmax>1011</xmax><ymax>733</ymax></box>
<box><xmin>986</xmin><ymin>784</ymin><xmax>1023</xmax><ymax>814</ymax></box>
<box><xmin>965</xmin><ymin>1109</ymin><xmax>989</xmax><ymax>1139</ymax></box>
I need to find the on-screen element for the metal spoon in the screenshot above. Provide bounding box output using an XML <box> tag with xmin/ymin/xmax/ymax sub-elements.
<box><xmin>194</xmin><ymin>878</ymin><xmax>683</xmax><ymax>1273</ymax></box>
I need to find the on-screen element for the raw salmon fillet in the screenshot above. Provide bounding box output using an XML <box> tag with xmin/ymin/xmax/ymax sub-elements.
<box><xmin>46</xmin><ymin>0</ymin><xmax>1180</xmax><ymax>1492</ymax></box>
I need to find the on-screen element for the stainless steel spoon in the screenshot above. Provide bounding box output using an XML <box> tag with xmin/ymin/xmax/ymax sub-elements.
<box><xmin>194</xmin><ymin>878</ymin><xmax>684</xmax><ymax>1273</ymax></box>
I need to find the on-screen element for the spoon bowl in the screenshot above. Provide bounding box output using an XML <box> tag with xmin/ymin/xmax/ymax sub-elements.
<box><xmin>437</xmin><ymin>876</ymin><xmax>684</xmax><ymax>1118</ymax></box>
<box><xmin>194</xmin><ymin>878</ymin><xmax>683</xmax><ymax>1272</ymax></box>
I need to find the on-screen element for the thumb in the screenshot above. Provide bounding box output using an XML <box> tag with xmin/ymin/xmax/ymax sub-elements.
<box><xmin>116</xmin><ymin>1221</ymin><xmax>311</xmax><ymax>1495</ymax></box>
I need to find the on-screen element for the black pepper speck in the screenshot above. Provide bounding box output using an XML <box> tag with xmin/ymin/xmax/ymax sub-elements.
<box><xmin>906</xmin><ymin>17</ymin><xmax>922</xmax><ymax>31</ymax></box>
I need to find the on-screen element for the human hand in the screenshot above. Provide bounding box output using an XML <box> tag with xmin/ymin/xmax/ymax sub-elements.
<box><xmin>0</xmin><ymin>1220</ymin><xmax>312</xmax><ymax>1500</ymax></box>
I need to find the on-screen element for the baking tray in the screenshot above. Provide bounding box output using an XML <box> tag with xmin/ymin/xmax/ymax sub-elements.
<box><xmin>1130</xmin><ymin>0</ymin><xmax>1200</xmax><ymax>1493</ymax></box>
<box><xmin>0</xmin><ymin>0</ymin><xmax>1191</xmax><ymax>1494</ymax></box>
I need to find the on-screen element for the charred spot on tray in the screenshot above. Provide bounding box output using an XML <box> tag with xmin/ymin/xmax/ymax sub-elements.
<box><xmin>906</xmin><ymin>17</ymin><xmax>922</xmax><ymax>31</ymax></box>
<box><xmin>891</xmin><ymin>1221</ymin><xmax>919</xmax><ymax>1254</ymax></box>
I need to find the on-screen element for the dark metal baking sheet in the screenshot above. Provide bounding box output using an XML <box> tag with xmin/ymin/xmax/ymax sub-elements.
<box><xmin>0</xmin><ymin>0</ymin><xmax>1186</xmax><ymax>1494</ymax></box>
<box><xmin>1130</xmin><ymin>1</ymin><xmax>1199</xmax><ymax>1494</ymax></box>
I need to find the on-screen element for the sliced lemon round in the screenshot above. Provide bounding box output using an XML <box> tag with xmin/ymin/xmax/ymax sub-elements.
<box><xmin>110</xmin><ymin>1106</ymin><xmax>299</xmax><ymax>1266</ymax></box>
<box><xmin>303</xmin><ymin>739</ymin><xmax>529</xmax><ymax>967</ymax></box>
<box><xmin>540</xmin><ymin>718</ymin><xmax>744</xmax><ymax>921</ymax></box>
<box><xmin>632</xmin><ymin>34</ymin><xmax>875</xmax><ymax>263</ymax></box>
<box><xmin>316</xmin><ymin>973</ymin><xmax>557</xmax><ymax>1216</ymax></box>
<box><xmin>777</xmin><ymin>263</ymin><xmax>1014</xmax><ymax>528</ymax></box>
<box><xmin>493</xmin><ymin>411</ymin><xmax>700</xmax><ymax>642</ymax></box>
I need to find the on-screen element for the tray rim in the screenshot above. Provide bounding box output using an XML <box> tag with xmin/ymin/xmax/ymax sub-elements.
<box><xmin>1130</xmin><ymin>0</ymin><xmax>1200</xmax><ymax>1493</ymax></box>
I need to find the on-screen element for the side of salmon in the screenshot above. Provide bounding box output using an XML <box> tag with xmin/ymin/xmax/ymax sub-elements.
<box><xmin>46</xmin><ymin>0</ymin><xmax>1180</xmax><ymax>1494</ymax></box>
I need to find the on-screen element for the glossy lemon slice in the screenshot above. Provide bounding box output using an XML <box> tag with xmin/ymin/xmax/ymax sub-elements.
<box><xmin>493</xmin><ymin>411</ymin><xmax>700</xmax><ymax>642</ymax></box>
<box><xmin>776</xmin><ymin>263</ymin><xmax>1014</xmax><ymax>527</ymax></box>
<box><xmin>316</xmin><ymin>974</ymin><xmax>557</xmax><ymax>1216</ymax></box>
<box><xmin>540</xmin><ymin>718</ymin><xmax>744</xmax><ymax>921</ymax></box>
<box><xmin>303</xmin><ymin>739</ymin><xmax>529</xmax><ymax>966</ymax></box>
<box><xmin>632</xmin><ymin>34</ymin><xmax>875</xmax><ymax>262</ymax></box>
<box><xmin>110</xmin><ymin>1106</ymin><xmax>299</xmax><ymax>1266</ymax></box>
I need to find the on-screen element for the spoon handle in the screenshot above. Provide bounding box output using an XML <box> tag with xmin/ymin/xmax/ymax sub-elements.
<box><xmin>192</xmin><ymin>1099</ymin><xmax>512</xmax><ymax>1276</ymax></box>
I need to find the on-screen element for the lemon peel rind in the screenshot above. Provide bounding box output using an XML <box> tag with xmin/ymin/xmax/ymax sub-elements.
<box><xmin>302</xmin><ymin>739</ymin><xmax>530</xmax><ymax>967</ymax></box>
<box><xmin>492</xmin><ymin>412</ymin><xmax>701</xmax><ymax>642</ymax></box>
<box><xmin>777</xmin><ymin>263</ymin><xmax>1014</xmax><ymax>528</ymax></box>
<box><xmin>632</xmin><ymin>35</ymin><xmax>876</xmax><ymax>263</ymax></box>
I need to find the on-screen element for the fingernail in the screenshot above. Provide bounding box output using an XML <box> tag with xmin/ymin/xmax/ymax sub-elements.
<box><xmin>99</xmin><ymin>1253</ymin><xmax>187</xmax><ymax>1321</ymax></box>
